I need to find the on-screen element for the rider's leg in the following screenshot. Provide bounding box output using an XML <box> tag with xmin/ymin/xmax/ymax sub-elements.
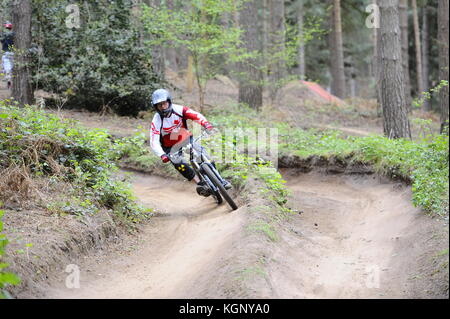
<box><xmin>167</xmin><ymin>147</ymin><xmax>210</xmax><ymax>196</ymax></box>
<box><xmin>3</xmin><ymin>52</ymin><xmax>13</xmax><ymax>89</ymax></box>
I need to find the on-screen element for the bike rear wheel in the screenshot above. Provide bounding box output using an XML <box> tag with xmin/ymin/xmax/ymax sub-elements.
<box><xmin>202</xmin><ymin>164</ymin><xmax>238</xmax><ymax>211</ymax></box>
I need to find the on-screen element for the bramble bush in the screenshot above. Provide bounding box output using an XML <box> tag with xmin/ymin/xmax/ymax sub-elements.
<box><xmin>0</xmin><ymin>101</ymin><xmax>152</xmax><ymax>224</ymax></box>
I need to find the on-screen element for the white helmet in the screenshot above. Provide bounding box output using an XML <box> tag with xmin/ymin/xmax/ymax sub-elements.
<box><xmin>151</xmin><ymin>89</ymin><xmax>172</xmax><ymax>117</ymax></box>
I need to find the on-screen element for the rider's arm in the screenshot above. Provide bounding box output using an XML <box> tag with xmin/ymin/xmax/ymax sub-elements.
<box><xmin>150</xmin><ymin>115</ymin><xmax>165</xmax><ymax>157</ymax></box>
<box><xmin>182</xmin><ymin>106</ymin><xmax>213</xmax><ymax>130</ymax></box>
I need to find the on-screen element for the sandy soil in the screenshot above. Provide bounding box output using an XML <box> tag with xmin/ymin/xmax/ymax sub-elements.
<box><xmin>269</xmin><ymin>170</ymin><xmax>448</xmax><ymax>298</ymax></box>
<box><xmin>44</xmin><ymin>170</ymin><xmax>448</xmax><ymax>299</ymax></box>
<box><xmin>44</xmin><ymin>173</ymin><xmax>246</xmax><ymax>298</ymax></box>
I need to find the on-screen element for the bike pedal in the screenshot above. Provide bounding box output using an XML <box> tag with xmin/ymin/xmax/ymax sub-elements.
<box><xmin>196</xmin><ymin>185</ymin><xmax>211</xmax><ymax>197</ymax></box>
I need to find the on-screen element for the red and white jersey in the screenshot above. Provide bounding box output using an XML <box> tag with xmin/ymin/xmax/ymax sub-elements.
<box><xmin>150</xmin><ymin>103</ymin><xmax>212</xmax><ymax>157</ymax></box>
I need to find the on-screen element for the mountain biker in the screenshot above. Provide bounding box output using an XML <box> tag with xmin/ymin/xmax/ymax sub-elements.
<box><xmin>149</xmin><ymin>88</ymin><xmax>231</xmax><ymax>197</ymax></box>
<box><xmin>1</xmin><ymin>22</ymin><xmax>14</xmax><ymax>89</ymax></box>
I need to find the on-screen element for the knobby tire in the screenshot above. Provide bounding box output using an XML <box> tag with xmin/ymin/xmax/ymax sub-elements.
<box><xmin>202</xmin><ymin>164</ymin><xmax>238</xmax><ymax>211</ymax></box>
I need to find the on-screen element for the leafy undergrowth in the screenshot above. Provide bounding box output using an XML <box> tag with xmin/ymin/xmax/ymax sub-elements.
<box><xmin>0</xmin><ymin>101</ymin><xmax>152</xmax><ymax>225</ymax></box>
<box><xmin>0</xmin><ymin>209</ymin><xmax>20</xmax><ymax>299</ymax></box>
<box><xmin>207</xmin><ymin>102</ymin><xmax>449</xmax><ymax>217</ymax></box>
<box><xmin>0</xmin><ymin>100</ymin><xmax>156</xmax><ymax>295</ymax></box>
<box><xmin>277</xmin><ymin>126</ymin><xmax>449</xmax><ymax>216</ymax></box>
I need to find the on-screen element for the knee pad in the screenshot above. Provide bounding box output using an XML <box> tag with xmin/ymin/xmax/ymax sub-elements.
<box><xmin>173</xmin><ymin>162</ymin><xmax>196</xmax><ymax>181</ymax></box>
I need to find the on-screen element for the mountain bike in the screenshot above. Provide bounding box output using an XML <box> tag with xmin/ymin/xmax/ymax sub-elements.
<box><xmin>170</xmin><ymin>131</ymin><xmax>238</xmax><ymax>211</ymax></box>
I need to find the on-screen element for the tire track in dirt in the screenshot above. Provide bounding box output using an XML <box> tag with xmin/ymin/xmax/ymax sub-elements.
<box><xmin>46</xmin><ymin>172</ymin><xmax>245</xmax><ymax>298</ymax></box>
<box><xmin>266</xmin><ymin>170</ymin><xmax>448</xmax><ymax>298</ymax></box>
<box><xmin>45</xmin><ymin>170</ymin><xmax>448</xmax><ymax>298</ymax></box>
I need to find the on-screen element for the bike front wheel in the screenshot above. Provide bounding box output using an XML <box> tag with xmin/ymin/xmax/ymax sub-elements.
<box><xmin>202</xmin><ymin>164</ymin><xmax>238</xmax><ymax>211</ymax></box>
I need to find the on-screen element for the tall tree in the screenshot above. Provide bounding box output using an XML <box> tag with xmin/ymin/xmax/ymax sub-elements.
<box><xmin>421</xmin><ymin>1</ymin><xmax>431</xmax><ymax>111</ymax></box>
<box><xmin>149</xmin><ymin>0</ymin><xmax>165</xmax><ymax>80</ymax></box>
<box><xmin>268</xmin><ymin>0</ymin><xmax>286</xmax><ymax>100</ymax></box>
<box><xmin>142</xmin><ymin>0</ymin><xmax>241</xmax><ymax>111</ymax></box>
<box><xmin>238</xmin><ymin>0</ymin><xmax>263</xmax><ymax>110</ymax></box>
<box><xmin>373</xmin><ymin>0</ymin><xmax>382</xmax><ymax>116</ymax></box>
<box><xmin>399</xmin><ymin>0</ymin><xmax>412</xmax><ymax>111</ymax></box>
<box><xmin>379</xmin><ymin>0</ymin><xmax>411</xmax><ymax>139</ymax></box>
<box><xmin>164</xmin><ymin>0</ymin><xmax>178</xmax><ymax>72</ymax></box>
<box><xmin>11</xmin><ymin>0</ymin><xmax>33</xmax><ymax>106</ymax></box>
<box><xmin>329</xmin><ymin>0</ymin><xmax>346</xmax><ymax>98</ymax></box>
<box><xmin>262</xmin><ymin>0</ymin><xmax>269</xmax><ymax>86</ymax></box>
<box><xmin>438</xmin><ymin>0</ymin><xmax>449</xmax><ymax>133</ymax></box>
<box><xmin>412</xmin><ymin>0</ymin><xmax>424</xmax><ymax>99</ymax></box>
<box><xmin>297</xmin><ymin>0</ymin><xmax>305</xmax><ymax>80</ymax></box>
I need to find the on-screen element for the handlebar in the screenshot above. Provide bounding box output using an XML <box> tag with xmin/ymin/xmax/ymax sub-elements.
<box><xmin>167</xmin><ymin>129</ymin><xmax>211</xmax><ymax>160</ymax></box>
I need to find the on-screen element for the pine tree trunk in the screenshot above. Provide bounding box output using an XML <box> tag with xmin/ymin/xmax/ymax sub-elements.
<box><xmin>262</xmin><ymin>0</ymin><xmax>269</xmax><ymax>89</ymax></box>
<box><xmin>268</xmin><ymin>0</ymin><xmax>286</xmax><ymax>101</ymax></box>
<box><xmin>412</xmin><ymin>0</ymin><xmax>424</xmax><ymax>98</ymax></box>
<box><xmin>131</xmin><ymin>0</ymin><xmax>144</xmax><ymax>47</ymax></box>
<box><xmin>421</xmin><ymin>2</ymin><xmax>431</xmax><ymax>111</ymax></box>
<box><xmin>11</xmin><ymin>0</ymin><xmax>33</xmax><ymax>106</ymax></box>
<box><xmin>238</xmin><ymin>0</ymin><xmax>263</xmax><ymax>110</ymax></box>
<box><xmin>330</xmin><ymin>0</ymin><xmax>346</xmax><ymax>98</ymax></box>
<box><xmin>438</xmin><ymin>0</ymin><xmax>449</xmax><ymax>133</ymax></box>
<box><xmin>164</xmin><ymin>0</ymin><xmax>178</xmax><ymax>72</ymax></box>
<box><xmin>373</xmin><ymin>0</ymin><xmax>383</xmax><ymax>117</ymax></box>
<box><xmin>379</xmin><ymin>0</ymin><xmax>411</xmax><ymax>139</ymax></box>
<box><xmin>149</xmin><ymin>0</ymin><xmax>165</xmax><ymax>80</ymax></box>
<box><xmin>186</xmin><ymin>55</ymin><xmax>194</xmax><ymax>93</ymax></box>
<box><xmin>176</xmin><ymin>0</ymin><xmax>190</xmax><ymax>72</ymax></box>
<box><xmin>399</xmin><ymin>0</ymin><xmax>412</xmax><ymax>111</ymax></box>
<box><xmin>297</xmin><ymin>0</ymin><xmax>305</xmax><ymax>80</ymax></box>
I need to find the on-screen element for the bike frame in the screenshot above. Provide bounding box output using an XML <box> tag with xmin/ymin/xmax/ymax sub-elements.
<box><xmin>186</xmin><ymin>133</ymin><xmax>224</xmax><ymax>195</ymax></box>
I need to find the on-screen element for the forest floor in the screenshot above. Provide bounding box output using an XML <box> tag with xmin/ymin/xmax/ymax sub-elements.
<box><xmin>41</xmin><ymin>170</ymin><xmax>448</xmax><ymax>299</ymax></box>
<box><xmin>1</xmin><ymin>73</ymin><xmax>448</xmax><ymax>298</ymax></box>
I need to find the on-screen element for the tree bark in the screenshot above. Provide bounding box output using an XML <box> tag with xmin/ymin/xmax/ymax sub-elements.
<box><xmin>373</xmin><ymin>0</ymin><xmax>383</xmax><ymax>117</ymax></box>
<box><xmin>262</xmin><ymin>0</ymin><xmax>269</xmax><ymax>87</ymax></box>
<box><xmin>297</xmin><ymin>0</ymin><xmax>305</xmax><ymax>80</ymax></box>
<box><xmin>164</xmin><ymin>0</ymin><xmax>178</xmax><ymax>72</ymax></box>
<box><xmin>379</xmin><ymin>0</ymin><xmax>411</xmax><ymax>139</ymax></box>
<box><xmin>329</xmin><ymin>0</ymin><xmax>346</xmax><ymax>98</ymax></box>
<box><xmin>149</xmin><ymin>0</ymin><xmax>165</xmax><ymax>80</ymax></box>
<box><xmin>438</xmin><ymin>0</ymin><xmax>449</xmax><ymax>133</ymax></box>
<box><xmin>238</xmin><ymin>0</ymin><xmax>263</xmax><ymax>110</ymax></box>
<box><xmin>399</xmin><ymin>0</ymin><xmax>412</xmax><ymax>111</ymax></box>
<box><xmin>421</xmin><ymin>2</ymin><xmax>431</xmax><ymax>111</ymax></box>
<box><xmin>131</xmin><ymin>0</ymin><xmax>144</xmax><ymax>47</ymax></box>
<box><xmin>11</xmin><ymin>0</ymin><xmax>33</xmax><ymax>106</ymax></box>
<box><xmin>268</xmin><ymin>0</ymin><xmax>286</xmax><ymax>101</ymax></box>
<box><xmin>412</xmin><ymin>0</ymin><xmax>424</xmax><ymax>98</ymax></box>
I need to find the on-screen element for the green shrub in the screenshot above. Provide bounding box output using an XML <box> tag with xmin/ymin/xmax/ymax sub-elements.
<box><xmin>0</xmin><ymin>209</ymin><xmax>21</xmax><ymax>299</ymax></box>
<box><xmin>208</xmin><ymin>102</ymin><xmax>449</xmax><ymax>216</ymax></box>
<box><xmin>31</xmin><ymin>0</ymin><xmax>159</xmax><ymax>116</ymax></box>
<box><xmin>0</xmin><ymin>102</ymin><xmax>151</xmax><ymax>224</ymax></box>
<box><xmin>279</xmin><ymin>127</ymin><xmax>449</xmax><ymax>216</ymax></box>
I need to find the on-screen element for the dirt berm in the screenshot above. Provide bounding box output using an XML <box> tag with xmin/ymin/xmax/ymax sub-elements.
<box><xmin>35</xmin><ymin>164</ymin><xmax>449</xmax><ymax>299</ymax></box>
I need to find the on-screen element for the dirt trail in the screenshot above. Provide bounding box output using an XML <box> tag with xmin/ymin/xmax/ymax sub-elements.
<box><xmin>269</xmin><ymin>170</ymin><xmax>448</xmax><ymax>298</ymax></box>
<box><xmin>46</xmin><ymin>173</ymin><xmax>245</xmax><ymax>298</ymax></box>
<box><xmin>44</xmin><ymin>170</ymin><xmax>448</xmax><ymax>299</ymax></box>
